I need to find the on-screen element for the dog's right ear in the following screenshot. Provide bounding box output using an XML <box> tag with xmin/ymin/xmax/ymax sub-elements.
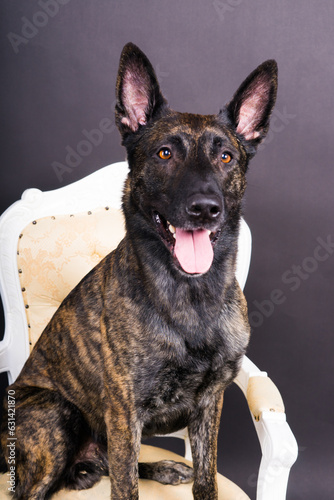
<box><xmin>115</xmin><ymin>43</ymin><xmax>168</xmax><ymax>135</ymax></box>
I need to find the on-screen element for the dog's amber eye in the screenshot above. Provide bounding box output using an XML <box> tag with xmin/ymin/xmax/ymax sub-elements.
<box><xmin>221</xmin><ymin>152</ymin><xmax>232</xmax><ymax>164</ymax></box>
<box><xmin>158</xmin><ymin>148</ymin><xmax>172</xmax><ymax>160</ymax></box>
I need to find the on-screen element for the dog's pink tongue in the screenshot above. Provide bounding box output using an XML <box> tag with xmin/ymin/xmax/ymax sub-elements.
<box><xmin>174</xmin><ymin>228</ymin><xmax>214</xmax><ymax>274</ymax></box>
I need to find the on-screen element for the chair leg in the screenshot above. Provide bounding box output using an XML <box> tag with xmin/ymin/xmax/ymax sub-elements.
<box><xmin>254</xmin><ymin>412</ymin><xmax>298</xmax><ymax>500</ymax></box>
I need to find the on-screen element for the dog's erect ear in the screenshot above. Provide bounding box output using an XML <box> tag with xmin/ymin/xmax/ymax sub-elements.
<box><xmin>115</xmin><ymin>43</ymin><xmax>168</xmax><ymax>135</ymax></box>
<box><xmin>224</xmin><ymin>60</ymin><xmax>278</xmax><ymax>152</ymax></box>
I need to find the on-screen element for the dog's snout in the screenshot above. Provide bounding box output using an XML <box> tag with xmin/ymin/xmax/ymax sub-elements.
<box><xmin>186</xmin><ymin>193</ymin><xmax>222</xmax><ymax>222</ymax></box>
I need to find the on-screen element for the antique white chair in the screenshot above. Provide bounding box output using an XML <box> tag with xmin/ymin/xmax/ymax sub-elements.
<box><xmin>0</xmin><ymin>161</ymin><xmax>298</xmax><ymax>499</ymax></box>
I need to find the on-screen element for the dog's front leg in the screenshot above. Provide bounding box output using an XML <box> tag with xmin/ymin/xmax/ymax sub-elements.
<box><xmin>104</xmin><ymin>395</ymin><xmax>142</xmax><ymax>500</ymax></box>
<box><xmin>188</xmin><ymin>390</ymin><xmax>224</xmax><ymax>500</ymax></box>
<box><xmin>102</xmin><ymin>321</ymin><xmax>142</xmax><ymax>499</ymax></box>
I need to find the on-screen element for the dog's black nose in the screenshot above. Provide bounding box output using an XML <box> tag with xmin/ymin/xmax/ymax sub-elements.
<box><xmin>186</xmin><ymin>193</ymin><xmax>222</xmax><ymax>222</ymax></box>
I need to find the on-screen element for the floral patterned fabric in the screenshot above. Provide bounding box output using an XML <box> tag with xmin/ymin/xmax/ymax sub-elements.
<box><xmin>17</xmin><ymin>207</ymin><xmax>125</xmax><ymax>349</ymax></box>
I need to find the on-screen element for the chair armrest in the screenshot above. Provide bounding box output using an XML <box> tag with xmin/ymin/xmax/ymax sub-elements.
<box><xmin>247</xmin><ymin>376</ymin><xmax>285</xmax><ymax>421</ymax></box>
<box><xmin>234</xmin><ymin>356</ymin><xmax>298</xmax><ymax>500</ymax></box>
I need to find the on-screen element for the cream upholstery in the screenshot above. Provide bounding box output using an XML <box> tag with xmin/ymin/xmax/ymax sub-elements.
<box><xmin>0</xmin><ymin>445</ymin><xmax>250</xmax><ymax>500</ymax></box>
<box><xmin>17</xmin><ymin>208</ymin><xmax>125</xmax><ymax>349</ymax></box>
<box><xmin>247</xmin><ymin>376</ymin><xmax>285</xmax><ymax>421</ymax></box>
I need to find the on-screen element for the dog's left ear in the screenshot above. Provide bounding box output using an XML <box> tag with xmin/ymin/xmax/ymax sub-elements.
<box><xmin>115</xmin><ymin>43</ymin><xmax>168</xmax><ymax>135</ymax></box>
<box><xmin>223</xmin><ymin>60</ymin><xmax>278</xmax><ymax>154</ymax></box>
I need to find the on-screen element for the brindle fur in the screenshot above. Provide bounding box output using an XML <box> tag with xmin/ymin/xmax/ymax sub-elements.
<box><xmin>1</xmin><ymin>43</ymin><xmax>277</xmax><ymax>499</ymax></box>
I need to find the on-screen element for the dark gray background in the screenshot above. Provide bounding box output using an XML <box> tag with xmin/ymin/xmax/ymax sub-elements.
<box><xmin>1</xmin><ymin>1</ymin><xmax>333</xmax><ymax>498</ymax></box>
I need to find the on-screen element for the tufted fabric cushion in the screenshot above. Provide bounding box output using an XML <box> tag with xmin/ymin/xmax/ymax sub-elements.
<box><xmin>0</xmin><ymin>445</ymin><xmax>250</xmax><ymax>499</ymax></box>
<box><xmin>17</xmin><ymin>207</ymin><xmax>125</xmax><ymax>349</ymax></box>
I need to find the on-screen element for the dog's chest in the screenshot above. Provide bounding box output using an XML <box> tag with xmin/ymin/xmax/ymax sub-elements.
<box><xmin>136</xmin><ymin>335</ymin><xmax>239</xmax><ymax>437</ymax></box>
<box><xmin>108</xmin><ymin>257</ymin><xmax>249</xmax><ymax>435</ymax></box>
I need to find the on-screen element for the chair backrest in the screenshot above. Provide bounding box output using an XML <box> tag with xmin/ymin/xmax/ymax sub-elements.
<box><xmin>0</xmin><ymin>161</ymin><xmax>251</xmax><ymax>384</ymax></box>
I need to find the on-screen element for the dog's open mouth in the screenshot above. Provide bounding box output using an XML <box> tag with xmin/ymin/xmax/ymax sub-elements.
<box><xmin>153</xmin><ymin>212</ymin><xmax>220</xmax><ymax>275</ymax></box>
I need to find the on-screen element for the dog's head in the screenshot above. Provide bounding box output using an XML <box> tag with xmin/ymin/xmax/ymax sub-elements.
<box><xmin>115</xmin><ymin>43</ymin><xmax>277</xmax><ymax>276</ymax></box>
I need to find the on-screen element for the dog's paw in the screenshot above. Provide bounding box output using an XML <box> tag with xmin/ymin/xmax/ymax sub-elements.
<box><xmin>139</xmin><ymin>460</ymin><xmax>194</xmax><ymax>485</ymax></box>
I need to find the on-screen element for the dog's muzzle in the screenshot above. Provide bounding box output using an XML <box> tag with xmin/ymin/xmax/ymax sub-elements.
<box><xmin>153</xmin><ymin>211</ymin><xmax>222</xmax><ymax>276</ymax></box>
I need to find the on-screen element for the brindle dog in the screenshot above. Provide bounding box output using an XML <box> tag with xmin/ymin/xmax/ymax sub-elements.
<box><xmin>1</xmin><ymin>43</ymin><xmax>277</xmax><ymax>499</ymax></box>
